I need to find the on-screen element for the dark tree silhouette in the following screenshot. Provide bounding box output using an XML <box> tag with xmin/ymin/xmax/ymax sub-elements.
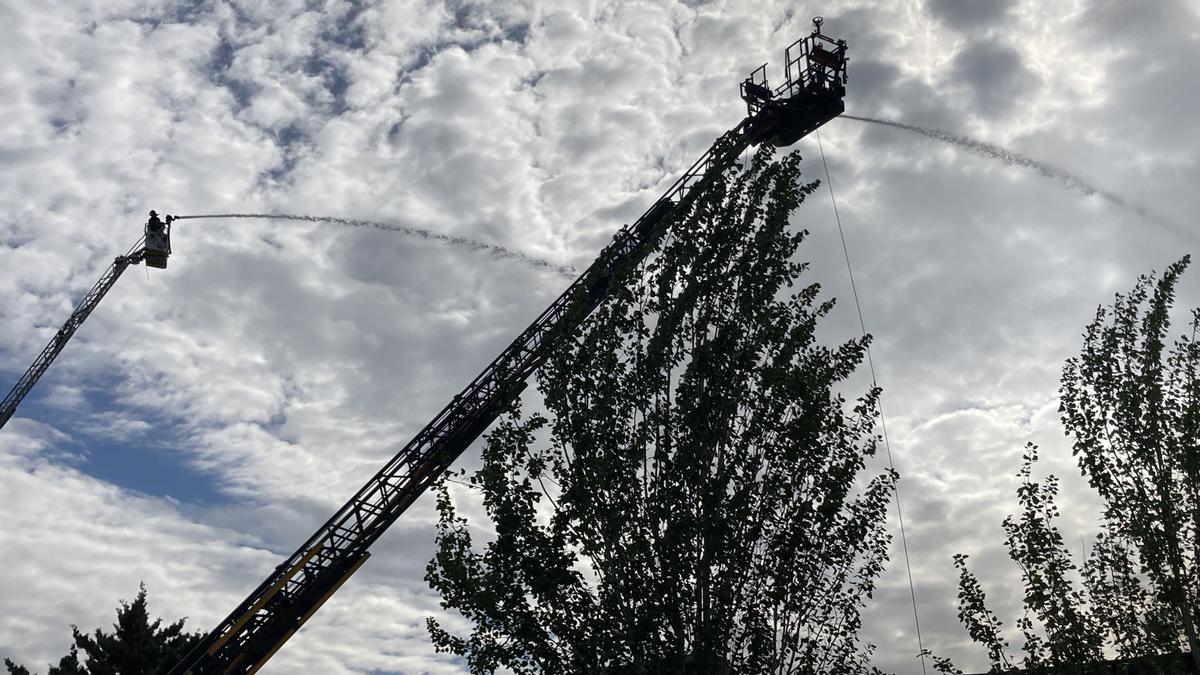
<box><xmin>4</xmin><ymin>585</ymin><xmax>202</xmax><ymax>675</ymax></box>
<box><xmin>942</xmin><ymin>257</ymin><xmax>1199</xmax><ymax>674</ymax></box>
<box><xmin>425</xmin><ymin>146</ymin><xmax>895</xmax><ymax>674</ymax></box>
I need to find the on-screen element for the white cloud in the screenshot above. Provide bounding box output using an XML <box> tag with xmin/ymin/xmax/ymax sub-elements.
<box><xmin>1</xmin><ymin>0</ymin><xmax>1197</xmax><ymax>673</ymax></box>
<box><xmin>0</xmin><ymin>432</ymin><xmax>273</xmax><ymax>669</ymax></box>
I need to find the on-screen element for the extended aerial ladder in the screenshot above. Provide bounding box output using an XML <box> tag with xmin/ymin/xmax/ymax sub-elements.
<box><xmin>160</xmin><ymin>19</ymin><xmax>848</xmax><ymax>675</ymax></box>
<box><xmin>0</xmin><ymin>213</ymin><xmax>173</xmax><ymax>431</ymax></box>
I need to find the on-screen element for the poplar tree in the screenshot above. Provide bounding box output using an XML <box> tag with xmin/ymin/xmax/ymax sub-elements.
<box><xmin>425</xmin><ymin>146</ymin><xmax>896</xmax><ymax>674</ymax></box>
<box><xmin>948</xmin><ymin>258</ymin><xmax>1200</xmax><ymax>674</ymax></box>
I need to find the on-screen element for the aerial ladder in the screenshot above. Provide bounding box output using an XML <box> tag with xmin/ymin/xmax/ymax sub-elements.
<box><xmin>0</xmin><ymin>213</ymin><xmax>174</xmax><ymax>431</ymax></box>
<box><xmin>151</xmin><ymin>18</ymin><xmax>845</xmax><ymax>674</ymax></box>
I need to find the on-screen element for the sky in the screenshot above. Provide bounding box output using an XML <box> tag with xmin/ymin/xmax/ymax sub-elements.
<box><xmin>0</xmin><ymin>0</ymin><xmax>1197</xmax><ymax>673</ymax></box>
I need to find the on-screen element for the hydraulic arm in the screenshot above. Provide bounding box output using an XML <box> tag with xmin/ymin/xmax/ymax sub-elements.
<box><xmin>0</xmin><ymin>247</ymin><xmax>141</xmax><ymax>430</ymax></box>
<box><xmin>0</xmin><ymin>215</ymin><xmax>172</xmax><ymax>430</ymax></box>
<box><xmin>171</xmin><ymin>21</ymin><xmax>848</xmax><ymax>675</ymax></box>
<box><xmin>170</xmin><ymin>130</ymin><xmax>749</xmax><ymax>675</ymax></box>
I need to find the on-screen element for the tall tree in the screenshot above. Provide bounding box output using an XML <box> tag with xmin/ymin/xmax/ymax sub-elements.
<box><xmin>425</xmin><ymin>145</ymin><xmax>896</xmax><ymax>674</ymax></box>
<box><xmin>947</xmin><ymin>257</ymin><xmax>1200</xmax><ymax>674</ymax></box>
<box><xmin>4</xmin><ymin>585</ymin><xmax>203</xmax><ymax>675</ymax></box>
<box><xmin>1061</xmin><ymin>256</ymin><xmax>1199</xmax><ymax>668</ymax></box>
<box><xmin>950</xmin><ymin>446</ymin><xmax>1105</xmax><ymax>674</ymax></box>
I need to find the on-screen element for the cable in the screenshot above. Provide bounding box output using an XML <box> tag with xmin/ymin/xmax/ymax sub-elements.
<box><xmin>444</xmin><ymin>476</ymin><xmax>481</xmax><ymax>491</ymax></box>
<box><xmin>816</xmin><ymin>128</ymin><xmax>928</xmax><ymax>675</ymax></box>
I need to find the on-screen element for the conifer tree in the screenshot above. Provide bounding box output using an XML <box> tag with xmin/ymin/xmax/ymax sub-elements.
<box><xmin>4</xmin><ymin>586</ymin><xmax>202</xmax><ymax>675</ymax></box>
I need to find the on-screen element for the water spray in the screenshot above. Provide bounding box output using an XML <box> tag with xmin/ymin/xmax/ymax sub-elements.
<box><xmin>843</xmin><ymin>115</ymin><xmax>1184</xmax><ymax>237</ymax></box>
<box><xmin>172</xmin><ymin>213</ymin><xmax>577</xmax><ymax>278</ymax></box>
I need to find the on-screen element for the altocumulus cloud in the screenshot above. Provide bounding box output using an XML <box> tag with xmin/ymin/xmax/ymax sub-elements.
<box><xmin>1</xmin><ymin>1</ymin><xmax>1198</xmax><ymax>674</ymax></box>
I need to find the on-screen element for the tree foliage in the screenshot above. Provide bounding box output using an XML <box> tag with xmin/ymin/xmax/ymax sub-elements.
<box><xmin>425</xmin><ymin>145</ymin><xmax>896</xmax><ymax>674</ymax></box>
<box><xmin>4</xmin><ymin>585</ymin><xmax>202</xmax><ymax>675</ymax></box>
<box><xmin>951</xmin><ymin>446</ymin><xmax>1105</xmax><ymax>674</ymax></box>
<box><xmin>1062</xmin><ymin>256</ymin><xmax>1200</xmax><ymax>666</ymax></box>
<box><xmin>946</xmin><ymin>257</ymin><xmax>1200</xmax><ymax>674</ymax></box>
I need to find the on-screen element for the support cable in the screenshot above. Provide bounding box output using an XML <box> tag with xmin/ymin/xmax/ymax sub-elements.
<box><xmin>815</xmin><ymin>128</ymin><xmax>928</xmax><ymax>674</ymax></box>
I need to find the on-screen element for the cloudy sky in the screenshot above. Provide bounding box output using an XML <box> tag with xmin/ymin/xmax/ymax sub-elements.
<box><xmin>1</xmin><ymin>0</ymin><xmax>1197</xmax><ymax>673</ymax></box>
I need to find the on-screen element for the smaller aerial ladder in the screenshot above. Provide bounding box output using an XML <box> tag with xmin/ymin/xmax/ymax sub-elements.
<box><xmin>169</xmin><ymin>18</ymin><xmax>849</xmax><ymax>675</ymax></box>
<box><xmin>0</xmin><ymin>212</ymin><xmax>173</xmax><ymax>431</ymax></box>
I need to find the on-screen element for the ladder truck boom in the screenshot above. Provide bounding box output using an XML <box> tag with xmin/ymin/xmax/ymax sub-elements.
<box><xmin>171</xmin><ymin>20</ymin><xmax>848</xmax><ymax>675</ymax></box>
<box><xmin>0</xmin><ymin>214</ymin><xmax>173</xmax><ymax>431</ymax></box>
